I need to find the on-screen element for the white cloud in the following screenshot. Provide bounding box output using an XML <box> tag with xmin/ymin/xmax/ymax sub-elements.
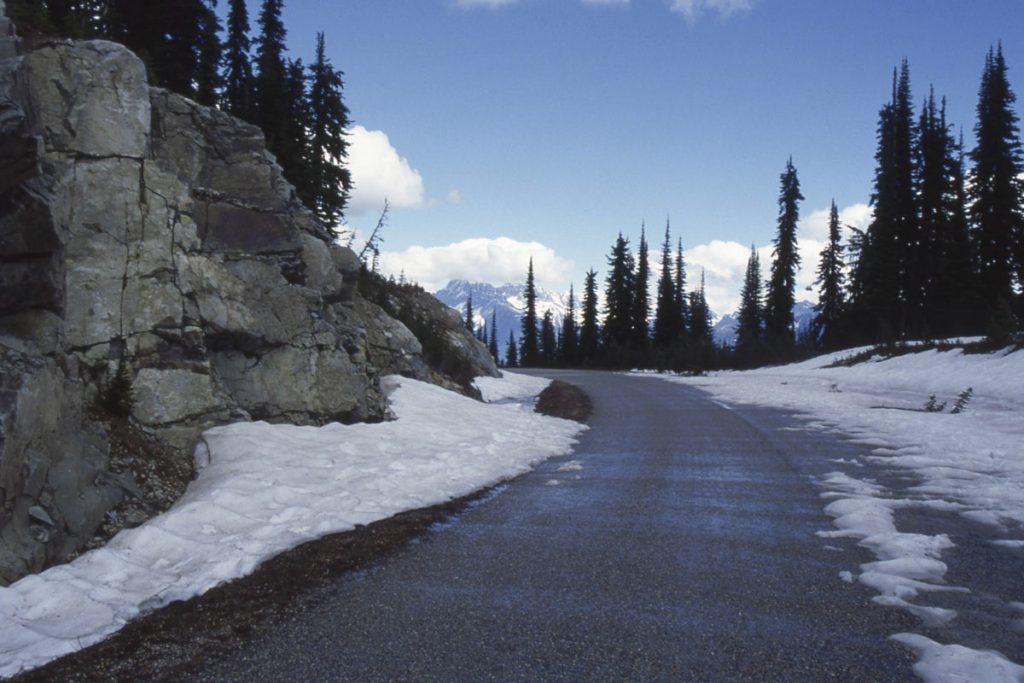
<box><xmin>798</xmin><ymin>202</ymin><xmax>873</xmax><ymax>241</ymax></box>
<box><xmin>379</xmin><ymin>237</ymin><xmax>574</xmax><ymax>292</ymax></box>
<box><xmin>346</xmin><ymin>125</ymin><xmax>425</xmax><ymax>216</ymax></box>
<box><xmin>668</xmin><ymin>0</ymin><xmax>754</xmax><ymax>22</ymax></box>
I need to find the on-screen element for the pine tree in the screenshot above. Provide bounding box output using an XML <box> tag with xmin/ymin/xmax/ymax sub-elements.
<box><xmin>195</xmin><ymin>2</ymin><xmax>222</xmax><ymax>107</ymax></box>
<box><xmin>603</xmin><ymin>233</ymin><xmax>635</xmax><ymax>351</ymax></box>
<box><xmin>653</xmin><ymin>220</ymin><xmax>678</xmax><ymax>347</ymax></box>
<box><xmin>463</xmin><ymin>293</ymin><xmax>474</xmax><ymax>332</ymax></box>
<box><xmin>278</xmin><ymin>57</ymin><xmax>312</xmax><ymax>194</ymax></box>
<box><xmin>305</xmin><ymin>32</ymin><xmax>353</xmax><ymax>228</ymax></box>
<box><xmin>505</xmin><ymin>331</ymin><xmax>518</xmax><ymax>368</ymax></box>
<box><xmin>674</xmin><ymin>236</ymin><xmax>689</xmax><ymax>337</ymax></box>
<box><xmin>488</xmin><ymin>310</ymin><xmax>499</xmax><ymax>361</ymax></box>
<box><xmin>579</xmin><ymin>269</ymin><xmax>600</xmax><ymax>364</ymax></box>
<box><xmin>853</xmin><ymin>61</ymin><xmax>917</xmax><ymax>339</ymax></box>
<box><xmin>688</xmin><ymin>271</ymin><xmax>712</xmax><ymax>346</ymax></box>
<box><xmin>255</xmin><ymin>0</ymin><xmax>289</xmax><ymax>160</ymax></box>
<box><xmin>969</xmin><ymin>44</ymin><xmax>1024</xmax><ymax>314</ymax></box>
<box><xmin>540</xmin><ymin>311</ymin><xmax>557</xmax><ymax>366</ymax></box>
<box><xmin>736</xmin><ymin>245</ymin><xmax>764</xmax><ymax>359</ymax></box>
<box><xmin>813</xmin><ymin>202</ymin><xmax>846</xmax><ymax>348</ymax></box>
<box><xmin>765</xmin><ymin>157</ymin><xmax>804</xmax><ymax>350</ymax></box>
<box><xmin>630</xmin><ymin>224</ymin><xmax>650</xmax><ymax>348</ymax></box>
<box><xmin>222</xmin><ymin>0</ymin><xmax>255</xmax><ymax>120</ymax></box>
<box><xmin>560</xmin><ymin>284</ymin><xmax>579</xmax><ymax>366</ymax></box>
<box><xmin>520</xmin><ymin>259</ymin><xmax>539</xmax><ymax>366</ymax></box>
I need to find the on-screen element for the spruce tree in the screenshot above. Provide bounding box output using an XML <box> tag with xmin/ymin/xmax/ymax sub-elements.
<box><xmin>579</xmin><ymin>269</ymin><xmax>600</xmax><ymax>364</ymax></box>
<box><xmin>464</xmin><ymin>293</ymin><xmax>474</xmax><ymax>332</ymax></box>
<box><xmin>603</xmin><ymin>233</ymin><xmax>635</xmax><ymax>352</ymax></box>
<box><xmin>969</xmin><ymin>44</ymin><xmax>1024</xmax><ymax>313</ymax></box>
<box><xmin>222</xmin><ymin>0</ymin><xmax>256</xmax><ymax>121</ymax></box>
<box><xmin>306</xmin><ymin>32</ymin><xmax>353</xmax><ymax>228</ymax></box>
<box><xmin>813</xmin><ymin>202</ymin><xmax>846</xmax><ymax>348</ymax></box>
<box><xmin>736</xmin><ymin>245</ymin><xmax>764</xmax><ymax>360</ymax></box>
<box><xmin>674</xmin><ymin>236</ymin><xmax>689</xmax><ymax>337</ymax></box>
<box><xmin>653</xmin><ymin>220</ymin><xmax>678</xmax><ymax>347</ymax></box>
<box><xmin>278</xmin><ymin>58</ymin><xmax>312</xmax><ymax>195</ymax></box>
<box><xmin>853</xmin><ymin>61</ymin><xmax>917</xmax><ymax>339</ymax></box>
<box><xmin>561</xmin><ymin>284</ymin><xmax>579</xmax><ymax>366</ymax></box>
<box><xmin>488</xmin><ymin>311</ymin><xmax>499</xmax><ymax>361</ymax></box>
<box><xmin>255</xmin><ymin>0</ymin><xmax>289</xmax><ymax>160</ymax></box>
<box><xmin>195</xmin><ymin>2</ymin><xmax>222</xmax><ymax>107</ymax></box>
<box><xmin>765</xmin><ymin>157</ymin><xmax>804</xmax><ymax>350</ymax></box>
<box><xmin>540</xmin><ymin>311</ymin><xmax>557</xmax><ymax>366</ymax></box>
<box><xmin>505</xmin><ymin>332</ymin><xmax>518</xmax><ymax>368</ymax></box>
<box><xmin>630</xmin><ymin>225</ymin><xmax>650</xmax><ymax>348</ymax></box>
<box><xmin>520</xmin><ymin>259</ymin><xmax>539</xmax><ymax>366</ymax></box>
<box><xmin>688</xmin><ymin>271</ymin><xmax>713</xmax><ymax>346</ymax></box>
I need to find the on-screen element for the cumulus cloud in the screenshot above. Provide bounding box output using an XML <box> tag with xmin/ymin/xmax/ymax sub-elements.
<box><xmin>345</xmin><ymin>125</ymin><xmax>425</xmax><ymax>216</ymax></box>
<box><xmin>379</xmin><ymin>237</ymin><xmax>574</xmax><ymax>292</ymax></box>
<box><xmin>668</xmin><ymin>0</ymin><xmax>754</xmax><ymax>22</ymax></box>
<box><xmin>798</xmin><ymin>202</ymin><xmax>873</xmax><ymax>241</ymax></box>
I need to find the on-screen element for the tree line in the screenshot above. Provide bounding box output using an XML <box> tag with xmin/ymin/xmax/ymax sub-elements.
<box><xmin>506</xmin><ymin>46</ymin><xmax>1022</xmax><ymax>371</ymax></box>
<box><xmin>8</xmin><ymin>0</ymin><xmax>353</xmax><ymax>230</ymax></box>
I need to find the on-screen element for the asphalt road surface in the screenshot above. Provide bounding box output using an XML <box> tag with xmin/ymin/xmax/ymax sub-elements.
<box><xmin>196</xmin><ymin>370</ymin><xmax>923</xmax><ymax>682</ymax></box>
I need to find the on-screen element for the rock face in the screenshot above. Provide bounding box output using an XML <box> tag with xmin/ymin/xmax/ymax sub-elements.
<box><xmin>0</xmin><ymin>21</ymin><xmax>497</xmax><ymax>584</ymax></box>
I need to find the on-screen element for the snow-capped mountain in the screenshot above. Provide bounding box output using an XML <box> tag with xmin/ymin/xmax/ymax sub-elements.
<box><xmin>712</xmin><ymin>300</ymin><xmax>818</xmax><ymax>347</ymax></box>
<box><xmin>433</xmin><ymin>280</ymin><xmax>569</xmax><ymax>356</ymax></box>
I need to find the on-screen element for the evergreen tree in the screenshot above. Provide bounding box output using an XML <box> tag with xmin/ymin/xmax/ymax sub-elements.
<box><xmin>222</xmin><ymin>0</ymin><xmax>255</xmax><ymax>120</ymax></box>
<box><xmin>195</xmin><ymin>2</ymin><xmax>222</xmax><ymax>107</ymax></box>
<box><xmin>813</xmin><ymin>202</ymin><xmax>846</xmax><ymax>348</ymax></box>
<box><xmin>540</xmin><ymin>311</ymin><xmax>557</xmax><ymax>366</ymax></box>
<box><xmin>255</xmin><ymin>0</ymin><xmax>290</xmax><ymax>160</ymax></box>
<box><xmin>853</xmin><ymin>61</ymin><xmax>917</xmax><ymax>339</ymax></box>
<box><xmin>579</xmin><ymin>269</ymin><xmax>600</xmax><ymax>363</ymax></box>
<box><xmin>603</xmin><ymin>233</ymin><xmax>635</xmax><ymax>351</ymax></box>
<box><xmin>560</xmin><ymin>284</ymin><xmax>579</xmax><ymax>366</ymax></box>
<box><xmin>969</xmin><ymin>44</ymin><xmax>1024</xmax><ymax>313</ymax></box>
<box><xmin>765</xmin><ymin>157</ymin><xmax>804</xmax><ymax>349</ymax></box>
<box><xmin>674</xmin><ymin>236</ymin><xmax>689</xmax><ymax>337</ymax></box>
<box><xmin>488</xmin><ymin>311</ymin><xmax>499</xmax><ymax>361</ymax></box>
<box><xmin>278</xmin><ymin>57</ymin><xmax>312</xmax><ymax>194</ymax></box>
<box><xmin>464</xmin><ymin>293</ymin><xmax>474</xmax><ymax>332</ymax></box>
<box><xmin>735</xmin><ymin>245</ymin><xmax>764</xmax><ymax>359</ymax></box>
<box><xmin>941</xmin><ymin>129</ymin><xmax>978</xmax><ymax>334</ymax></box>
<box><xmin>688</xmin><ymin>271</ymin><xmax>712</xmax><ymax>346</ymax></box>
<box><xmin>505</xmin><ymin>331</ymin><xmax>518</xmax><ymax>368</ymax></box>
<box><xmin>653</xmin><ymin>220</ymin><xmax>678</xmax><ymax>347</ymax></box>
<box><xmin>305</xmin><ymin>32</ymin><xmax>353</xmax><ymax>228</ymax></box>
<box><xmin>630</xmin><ymin>224</ymin><xmax>650</xmax><ymax>348</ymax></box>
<box><xmin>520</xmin><ymin>259</ymin><xmax>540</xmax><ymax>366</ymax></box>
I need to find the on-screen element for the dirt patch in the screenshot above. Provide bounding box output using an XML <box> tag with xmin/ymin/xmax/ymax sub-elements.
<box><xmin>534</xmin><ymin>379</ymin><xmax>593</xmax><ymax>423</ymax></box>
<box><xmin>11</xmin><ymin>489</ymin><xmax>494</xmax><ymax>683</ymax></box>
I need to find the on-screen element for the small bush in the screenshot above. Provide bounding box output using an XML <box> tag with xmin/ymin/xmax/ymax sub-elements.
<box><xmin>100</xmin><ymin>359</ymin><xmax>135</xmax><ymax>418</ymax></box>
<box><xmin>923</xmin><ymin>395</ymin><xmax>946</xmax><ymax>413</ymax></box>
<box><xmin>951</xmin><ymin>387</ymin><xmax>973</xmax><ymax>414</ymax></box>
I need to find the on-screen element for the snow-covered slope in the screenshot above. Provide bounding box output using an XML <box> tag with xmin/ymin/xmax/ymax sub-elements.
<box><xmin>0</xmin><ymin>374</ymin><xmax>585</xmax><ymax>678</ymax></box>
<box><xmin>644</xmin><ymin>343</ymin><xmax>1024</xmax><ymax>681</ymax></box>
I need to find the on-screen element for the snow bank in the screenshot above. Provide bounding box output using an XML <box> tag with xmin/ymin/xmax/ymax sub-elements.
<box><xmin>473</xmin><ymin>371</ymin><xmax>551</xmax><ymax>403</ymax></box>
<box><xmin>645</xmin><ymin>344</ymin><xmax>1024</xmax><ymax>677</ymax></box>
<box><xmin>0</xmin><ymin>375</ymin><xmax>583</xmax><ymax>678</ymax></box>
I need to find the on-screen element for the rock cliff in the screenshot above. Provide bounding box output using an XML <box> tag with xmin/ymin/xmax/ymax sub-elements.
<box><xmin>0</xmin><ymin>7</ymin><xmax>498</xmax><ymax>584</ymax></box>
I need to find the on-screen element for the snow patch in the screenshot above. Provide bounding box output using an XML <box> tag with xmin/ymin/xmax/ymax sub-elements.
<box><xmin>891</xmin><ymin>633</ymin><xmax>1024</xmax><ymax>683</ymax></box>
<box><xmin>0</xmin><ymin>375</ymin><xmax>584</xmax><ymax>678</ymax></box>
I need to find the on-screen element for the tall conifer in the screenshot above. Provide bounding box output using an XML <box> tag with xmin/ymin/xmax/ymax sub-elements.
<box><xmin>561</xmin><ymin>285</ymin><xmax>579</xmax><ymax>366</ymax></box>
<box><xmin>222</xmin><ymin>0</ymin><xmax>255</xmax><ymax>120</ymax></box>
<box><xmin>736</xmin><ymin>245</ymin><xmax>764</xmax><ymax>359</ymax></box>
<box><xmin>631</xmin><ymin>225</ymin><xmax>650</xmax><ymax>348</ymax></box>
<box><xmin>603</xmin><ymin>234</ymin><xmax>635</xmax><ymax>351</ymax></box>
<box><xmin>306</xmin><ymin>32</ymin><xmax>353</xmax><ymax>228</ymax></box>
<box><xmin>520</xmin><ymin>259</ymin><xmax>539</xmax><ymax>366</ymax></box>
<box><xmin>654</xmin><ymin>220</ymin><xmax>678</xmax><ymax>347</ymax></box>
<box><xmin>579</xmin><ymin>269</ymin><xmax>600</xmax><ymax>363</ymax></box>
<box><xmin>765</xmin><ymin>157</ymin><xmax>804</xmax><ymax>349</ymax></box>
<box><xmin>814</xmin><ymin>202</ymin><xmax>846</xmax><ymax>347</ymax></box>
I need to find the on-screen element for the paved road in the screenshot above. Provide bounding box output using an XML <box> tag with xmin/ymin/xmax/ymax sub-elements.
<box><xmin>196</xmin><ymin>370</ymin><xmax>920</xmax><ymax>681</ymax></box>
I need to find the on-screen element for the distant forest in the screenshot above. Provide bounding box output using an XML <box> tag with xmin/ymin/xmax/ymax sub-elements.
<box><xmin>8</xmin><ymin>0</ymin><xmax>353</xmax><ymax>230</ymax></box>
<box><xmin>498</xmin><ymin>49</ymin><xmax>1023</xmax><ymax>372</ymax></box>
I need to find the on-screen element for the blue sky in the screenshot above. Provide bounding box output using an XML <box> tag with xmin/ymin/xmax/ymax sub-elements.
<box><xmin>239</xmin><ymin>0</ymin><xmax>1024</xmax><ymax>313</ymax></box>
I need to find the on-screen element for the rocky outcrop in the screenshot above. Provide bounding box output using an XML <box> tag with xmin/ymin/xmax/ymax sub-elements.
<box><xmin>0</xmin><ymin>19</ymin><xmax>497</xmax><ymax>584</ymax></box>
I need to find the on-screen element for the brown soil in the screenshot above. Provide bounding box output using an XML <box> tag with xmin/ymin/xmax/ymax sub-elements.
<box><xmin>13</xmin><ymin>379</ymin><xmax>592</xmax><ymax>683</ymax></box>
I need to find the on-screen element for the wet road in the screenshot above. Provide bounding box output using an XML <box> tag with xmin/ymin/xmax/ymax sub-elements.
<box><xmin>196</xmin><ymin>370</ymin><xmax>919</xmax><ymax>681</ymax></box>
